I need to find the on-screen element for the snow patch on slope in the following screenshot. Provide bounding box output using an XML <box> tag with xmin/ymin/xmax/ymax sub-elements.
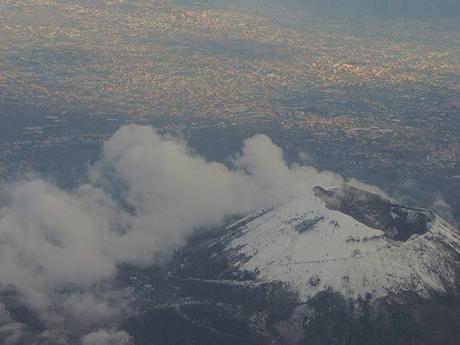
<box><xmin>225</xmin><ymin>188</ymin><xmax>460</xmax><ymax>300</ymax></box>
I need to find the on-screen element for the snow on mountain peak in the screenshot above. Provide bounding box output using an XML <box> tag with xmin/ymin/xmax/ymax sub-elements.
<box><xmin>224</xmin><ymin>185</ymin><xmax>460</xmax><ymax>300</ymax></box>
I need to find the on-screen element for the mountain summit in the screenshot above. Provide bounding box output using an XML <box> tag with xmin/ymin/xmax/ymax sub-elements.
<box><xmin>221</xmin><ymin>185</ymin><xmax>460</xmax><ymax>300</ymax></box>
<box><xmin>123</xmin><ymin>184</ymin><xmax>460</xmax><ymax>345</ymax></box>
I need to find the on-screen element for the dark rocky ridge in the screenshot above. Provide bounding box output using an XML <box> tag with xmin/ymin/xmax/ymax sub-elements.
<box><xmin>313</xmin><ymin>185</ymin><xmax>434</xmax><ymax>241</ymax></box>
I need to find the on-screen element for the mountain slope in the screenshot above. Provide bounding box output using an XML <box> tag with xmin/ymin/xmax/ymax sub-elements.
<box><xmin>221</xmin><ymin>185</ymin><xmax>460</xmax><ymax>300</ymax></box>
<box><xmin>120</xmin><ymin>184</ymin><xmax>460</xmax><ymax>345</ymax></box>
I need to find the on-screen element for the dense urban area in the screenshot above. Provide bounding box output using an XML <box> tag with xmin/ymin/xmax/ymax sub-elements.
<box><xmin>1</xmin><ymin>0</ymin><xmax>459</xmax><ymax>220</ymax></box>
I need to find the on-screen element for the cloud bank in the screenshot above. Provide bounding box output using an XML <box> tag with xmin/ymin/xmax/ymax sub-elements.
<box><xmin>0</xmin><ymin>124</ymin><xmax>344</xmax><ymax>343</ymax></box>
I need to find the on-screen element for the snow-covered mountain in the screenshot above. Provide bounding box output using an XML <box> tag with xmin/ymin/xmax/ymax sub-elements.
<box><xmin>221</xmin><ymin>185</ymin><xmax>460</xmax><ymax>301</ymax></box>
<box><xmin>10</xmin><ymin>184</ymin><xmax>456</xmax><ymax>345</ymax></box>
<box><xmin>103</xmin><ymin>184</ymin><xmax>460</xmax><ymax>345</ymax></box>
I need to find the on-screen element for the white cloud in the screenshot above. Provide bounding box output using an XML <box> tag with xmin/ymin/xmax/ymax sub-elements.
<box><xmin>0</xmin><ymin>180</ymin><xmax>118</xmax><ymax>322</ymax></box>
<box><xmin>0</xmin><ymin>124</ymin><xmax>344</xmax><ymax>339</ymax></box>
<box><xmin>431</xmin><ymin>195</ymin><xmax>454</xmax><ymax>224</ymax></box>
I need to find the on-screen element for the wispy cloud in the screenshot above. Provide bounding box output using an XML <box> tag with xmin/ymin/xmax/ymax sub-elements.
<box><xmin>0</xmin><ymin>124</ymin><xmax>355</xmax><ymax>342</ymax></box>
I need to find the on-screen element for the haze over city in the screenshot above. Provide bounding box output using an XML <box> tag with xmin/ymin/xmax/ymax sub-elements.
<box><xmin>0</xmin><ymin>1</ymin><xmax>459</xmax><ymax>344</ymax></box>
